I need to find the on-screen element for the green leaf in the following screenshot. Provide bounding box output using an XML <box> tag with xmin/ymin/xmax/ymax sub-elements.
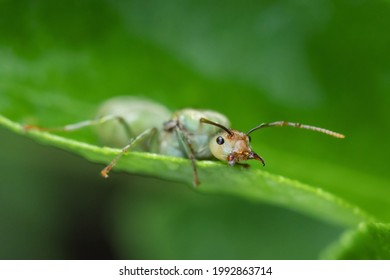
<box><xmin>321</xmin><ymin>223</ymin><xmax>390</xmax><ymax>260</ymax></box>
<box><xmin>0</xmin><ymin>114</ymin><xmax>373</xmax><ymax>226</ymax></box>
<box><xmin>1</xmin><ymin>0</ymin><xmax>390</xmax><ymax>259</ymax></box>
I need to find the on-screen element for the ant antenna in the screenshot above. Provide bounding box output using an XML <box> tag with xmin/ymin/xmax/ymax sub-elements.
<box><xmin>200</xmin><ymin>118</ymin><xmax>233</xmax><ymax>136</ymax></box>
<box><xmin>246</xmin><ymin>121</ymin><xmax>345</xmax><ymax>138</ymax></box>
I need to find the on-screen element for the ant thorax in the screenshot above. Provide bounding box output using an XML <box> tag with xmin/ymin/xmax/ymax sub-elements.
<box><xmin>159</xmin><ymin>109</ymin><xmax>230</xmax><ymax>159</ymax></box>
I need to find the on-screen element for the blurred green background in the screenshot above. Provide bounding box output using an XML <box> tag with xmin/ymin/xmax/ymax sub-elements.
<box><xmin>0</xmin><ymin>0</ymin><xmax>389</xmax><ymax>259</ymax></box>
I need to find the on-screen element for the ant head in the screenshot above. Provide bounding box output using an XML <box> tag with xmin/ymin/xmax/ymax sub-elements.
<box><xmin>200</xmin><ymin>118</ymin><xmax>265</xmax><ymax>166</ymax></box>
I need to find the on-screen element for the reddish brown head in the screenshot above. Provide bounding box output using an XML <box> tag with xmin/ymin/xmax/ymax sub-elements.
<box><xmin>200</xmin><ymin>118</ymin><xmax>265</xmax><ymax>166</ymax></box>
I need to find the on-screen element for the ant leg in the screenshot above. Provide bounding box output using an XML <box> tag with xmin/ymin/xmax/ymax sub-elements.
<box><xmin>174</xmin><ymin>125</ymin><xmax>200</xmax><ymax>187</ymax></box>
<box><xmin>24</xmin><ymin>115</ymin><xmax>130</xmax><ymax>133</ymax></box>
<box><xmin>24</xmin><ymin>115</ymin><xmax>137</xmax><ymax>148</ymax></box>
<box><xmin>101</xmin><ymin>127</ymin><xmax>158</xmax><ymax>178</ymax></box>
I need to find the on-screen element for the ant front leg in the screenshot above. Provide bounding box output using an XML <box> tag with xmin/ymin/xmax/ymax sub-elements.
<box><xmin>173</xmin><ymin>125</ymin><xmax>200</xmax><ymax>187</ymax></box>
<box><xmin>101</xmin><ymin>127</ymin><xmax>158</xmax><ymax>178</ymax></box>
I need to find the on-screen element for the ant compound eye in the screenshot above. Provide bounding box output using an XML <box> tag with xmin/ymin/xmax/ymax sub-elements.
<box><xmin>216</xmin><ymin>136</ymin><xmax>225</xmax><ymax>145</ymax></box>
